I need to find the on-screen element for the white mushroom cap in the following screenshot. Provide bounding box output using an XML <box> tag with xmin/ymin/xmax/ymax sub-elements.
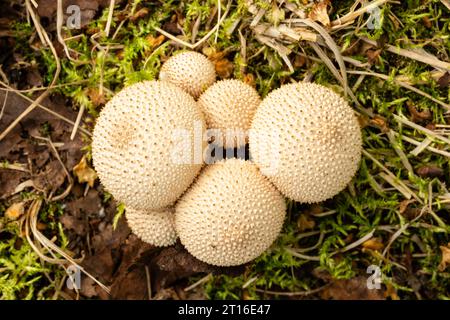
<box><xmin>159</xmin><ymin>51</ymin><xmax>216</xmax><ymax>98</ymax></box>
<box><xmin>125</xmin><ymin>207</ymin><xmax>177</xmax><ymax>246</ymax></box>
<box><xmin>175</xmin><ymin>159</ymin><xmax>286</xmax><ymax>266</ymax></box>
<box><xmin>197</xmin><ymin>79</ymin><xmax>261</xmax><ymax>148</ymax></box>
<box><xmin>92</xmin><ymin>80</ymin><xmax>205</xmax><ymax>211</ymax></box>
<box><xmin>249</xmin><ymin>82</ymin><xmax>362</xmax><ymax>203</ymax></box>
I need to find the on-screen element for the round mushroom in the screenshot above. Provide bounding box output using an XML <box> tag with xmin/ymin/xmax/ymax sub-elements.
<box><xmin>126</xmin><ymin>207</ymin><xmax>177</xmax><ymax>246</ymax></box>
<box><xmin>249</xmin><ymin>82</ymin><xmax>362</xmax><ymax>203</ymax></box>
<box><xmin>159</xmin><ymin>51</ymin><xmax>216</xmax><ymax>98</ymax></box>
<box><xmin>175</xmin><ymin>159</ymin><xmax>286</xmax><ymax>266</ymax></box>
<box><xmin>92</xmin><ymin>80</ymin><xmax>205</xmax><ymax>211</ymax></box>
<box><xmin>197</xmin><ymin>79</ymin><xmax>261</xmax><ymax>148</ymax></box>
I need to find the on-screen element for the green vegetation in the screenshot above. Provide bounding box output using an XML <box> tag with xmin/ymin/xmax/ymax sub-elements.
<box><xmin>1</xmin><ymin>0</ymin><xmax>449</xmax><ymax>300</ymax></box>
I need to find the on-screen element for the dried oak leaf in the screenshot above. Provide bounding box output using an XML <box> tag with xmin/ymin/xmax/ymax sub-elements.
<box><xmin>73</xmin><ymin>155</ymin><xmax>97</xmax><ymax>187</ymax></box>
<box><xmin>438</xmin><ymin>244</ymin><xmax>450</xmax><ymax>271</ymax></box>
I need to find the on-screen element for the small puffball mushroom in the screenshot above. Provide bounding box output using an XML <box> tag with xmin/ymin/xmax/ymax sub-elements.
<box><xmin>250</xmin><ymin>82</ymin><xmax>362</xmax><ymax>203</ymax></box>
<box><xmin>126</xmin><ymin>207</ymin><xmax>177</xmax><ymax>246</ymax></box>
<box><xmin>159</xmin><ymin>51</ymin><xmax>216</xmax><ymax>98</ymax></box>
<box><xmin>175</xmin><ymin>159</ymin><xmax>286</xmax><ymax>266</ymax></box>
<box><xmin>197</xmin><ymin>79</ymin><xmax>261</xmax><ymax>148</ymax></box>
<box><xmin>92</xmin><ymin>80</ymin><xmax>205</xmax><ymax>211</ymax></box>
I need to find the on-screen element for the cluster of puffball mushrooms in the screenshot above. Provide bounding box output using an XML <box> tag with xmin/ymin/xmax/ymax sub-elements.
<box><xmin>92</xmin><ymin>51</ymin><xmax>362</xmax><ymax>267</ymax></box>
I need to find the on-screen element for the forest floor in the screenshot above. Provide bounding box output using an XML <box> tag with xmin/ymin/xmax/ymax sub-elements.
<box><xmin>0</xmin><ymin>0</ymin><xmax>450</xmax><ymax>300</ymax></box>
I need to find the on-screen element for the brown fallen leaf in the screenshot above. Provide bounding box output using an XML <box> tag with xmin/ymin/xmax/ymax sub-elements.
<box><xmin>416</xmin><ymin>165</ymin><xmax>444</xmax><ymax>178</ymax></box>
<box><xmin>73</xmin><ymin>155</ymin><xmax>97</xmax><ymax>187</ymax></box>
<box><xmin>242</xmin><ymin>73</ymin><xmax>255</xmax><ymax>86</ymax></box>
<box><xmin>422</xmin><ymin>16</ymin><xmax>432</xmax><ymax>28</ymax></box>
<box><xmin>86</xmin><ymin>88</ymin><xmax>106</xmax><ymax>107</ymax></box>
<box><xmin>308</xmin><ymin>1</ymin><xmax>330</xmax><ymax>27</ymax></box>
<box><xmin>384</xmin><ymin>282</ymin><xmax>400</xmax><ymax>300</ymax></box>
<box><xmin>437</xmin><ymin>72</ymin><xmax>450</xmax><ymax>89</ymax></box>
<box><xmin>297</xmin><ymin>214</ymin><xmax>315</xmax><ymax>232</ymax></box>
<box><xmin>362</xmin><ymin>237</ymin><xmax>384</xmax><ymax>251</ymax></box>
<box><xmin>321</xmin><ymin>276</ymin><xmax>385</xmax><ymax>300</ymax></box>
<box><xmin>146</xmin><ymin>34</ymin><xmax>165</xmax><ymax>48</ymax></box>
<box><xmin>130</xmin><ymin>7</ymin><xmax>149</xmax><ymax>22</ymax></box>
<box><xmin>438</xmin><ymin>244</ymin><xmax>450</xmax><ymax>271</ymax></box>
<box><xmin>399</xmin><ymin>199</ymin><xmax>415</xmax><ymax>214</ymax></box>
<box><xmin>366</xmin><ymin>48</ymin><xmax>382</xmax><ymax>65</ymax></box>
<box><xmin>5</xmin><ymin>202</ymin><xmax>25</xmax><ymax>220</ymax></box>
<box><xmin>214</xmin><ymin>59</ymin><xmax>234</xmax><ymax>79</ymax></box>
<box><xmin>370</xmin><ymin>115</ymin><xmax>389</xmax><ymax>133</ymax></box>
<box><xmin>407</xmin><ymin>101</ymin><xmax>432</xmax><ymax>122</ymax></box>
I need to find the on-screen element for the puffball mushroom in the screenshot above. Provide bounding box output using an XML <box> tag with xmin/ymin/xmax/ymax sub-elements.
<box><xmin>175</xmin><ymin>159</ymin><xmax>286</xmax><ymax>266</ymax></box>
<box><xmin>92</xmin><ymin>80</ymin><xmax>205</xmax><ymax>211</ymax></box>
<box><xmin>126</xmin><ymin>207</ymin><xmax>177</xmax><ymax>246</ymax></box>
<box><xmin>197</xmin><ymin>79</ymin><xmax>262</xmax><ymax>148</ymax></box>
<box><xmin>250</xmin><ymin>82</ymin><xmax>362</xmax><ymax>203</ymax></box>
<box><xmin>159</xmin><ymin>51</ymin><xmax>216</xmax><ymax>98</ymax></box>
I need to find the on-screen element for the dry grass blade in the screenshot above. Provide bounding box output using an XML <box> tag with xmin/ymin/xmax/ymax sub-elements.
<box><xmin>0</xmin><ymin>0</ymin><xmax>61</xmax><ymax>142</ymax></box>
<box><xmin>0</xmin><ymin>80</ymin><xmax>91</xmax><ymax>136</ymax></box>
<box><xmin>361</xmin><ymin>37</ymin><xmax>450</xmax><ymax>71</ymax></box>
<box><xmin>393</xmin><ymin>114</ymin><xmax>450</xmax><ymax>145</ymax></box>
<box><xmin>362</xmin><ymin>149</ymin><xmax>421</xmax><ymax>202</ymax></box>
<box><xmin>440</xmin><ymin>0</ymin><xmax>450</xmax><ymax>11</ymax></box>
<box><xmin>348</xmin><ymin>70</ymin><xmax>450</xmax><ymax>110</ymax></box>
<box><xmin>254</xmin><ymin>285</ymin><xmax>329</xmax><ymax>297</ymax></box>
<box><xmin>386</xmin><ymin>129</ymin><xmax>414</xmax><ymax>174</ymax></box>
<box><xmin>184</xmin><ymin>273</ymin><xmax>212</xmax><ymax>292</ymax></box>
<box><xmin>331</xmin><ymin>0</ymin><xmax>390</xmax><ymax>29</ymax></box>
<box><xmin>293</xmin><ymin>19</ymin><xmax>349</xmax><ymax>96</ymax></box>
<box><xmin>154</xmin><ymin>1</ymin><xmax>231</xmax><ymax>49</ymax></box>
<box><xmin>105</xmin><ymin>0</ymin><xmax>116</xmax><ymax>37</ymax></box>
<box><xmin>24</xmin><ymin>199</ymin><xmax>111</xmax><ymax>294</ymax></box>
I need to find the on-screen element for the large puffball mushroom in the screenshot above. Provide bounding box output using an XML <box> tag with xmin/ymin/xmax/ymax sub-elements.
<box><xmin>125</xmin><ymin>207</ymin><xmax>177</xmax><ymax>246</ymax></box>
<box><xmin>250</xmin><ymin>82</ymin><xmax>362</xmax><ymax>203</ymax></box>
<box><xmin>92</xmin><ymin>80</ymin><xmax>205</xmax><ymax>211</ymax></box>
<box><xmin>175</xmin><ymin>159</ymin><xmax>286</xmax><ymax>266</ymax></box>
<box><xmin>159</xmin><ymin>51</ymin><xmax>216</xmax><ymax>99</ymax></box>
<box><xmin>197</xmin><ymin>79</ymin><xmax>261</xmax><ymax>148</ymax></box>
